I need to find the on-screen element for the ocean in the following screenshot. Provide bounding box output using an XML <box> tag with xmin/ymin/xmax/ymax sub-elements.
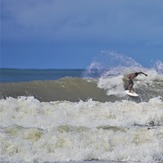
<box><xmin>0</xmin><ymin>54</ymin><xmax>163</xmax><ymax>163</ymax></box>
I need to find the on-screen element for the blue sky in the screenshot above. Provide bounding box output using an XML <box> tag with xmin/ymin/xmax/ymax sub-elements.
<box><xmin>1</xmin><ymin>0</ymin><xmax>163</xmax><ymax>69</ymax></box>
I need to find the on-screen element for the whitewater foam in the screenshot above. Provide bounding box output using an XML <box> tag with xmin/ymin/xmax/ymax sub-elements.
<box><xmin>0</xmin><ymin>96</ymin><xmax>163</xmax><ymax>162</ymax></box>
<box><xmin>0</xmin><ymin>95</ymin><xmax>163</xmax><ymax>129</ymax></box>
<box><xmin>98</xmin><ymin>75</ymin><xmax>126</xmax><ymax>97</ymax></box>
<box><xmin>96</xmin><ymin>65</ymin><xmax>163</xmax><ymax>98</ymax></box>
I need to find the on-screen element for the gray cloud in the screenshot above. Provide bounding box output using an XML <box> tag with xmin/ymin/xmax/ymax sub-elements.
<box><xmin>1</xmin><ymin>0</ymin><xmax>163</xmax><ymax>45</ymax></box>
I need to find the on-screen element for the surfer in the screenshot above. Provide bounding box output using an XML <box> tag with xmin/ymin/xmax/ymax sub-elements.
<box><xmin>127</xmin><ymin>72</ymin><xmax>148</xmax><ymax>92</ymax></box>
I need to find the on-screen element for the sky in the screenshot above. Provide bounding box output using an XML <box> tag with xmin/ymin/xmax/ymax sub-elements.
<box><xmin>1</xmin><ymin>0</ymin><xmax>163</xmax><ymax>69</ymax></box>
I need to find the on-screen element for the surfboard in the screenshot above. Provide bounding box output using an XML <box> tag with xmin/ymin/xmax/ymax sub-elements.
<box><xmin>125</xmin><ymin>90</ymin><xmax>139</xmax><ymax>97</ymax></box>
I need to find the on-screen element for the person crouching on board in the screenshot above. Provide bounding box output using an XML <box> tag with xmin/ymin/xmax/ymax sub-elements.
<box><xmin>127</xmin><ymin>72</ymin><xmax>148</xmax><ymax>92</ymax></box>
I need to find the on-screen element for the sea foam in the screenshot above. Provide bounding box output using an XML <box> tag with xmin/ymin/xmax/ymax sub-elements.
<box><xmin>0</xmin><ymin>96</ymin><xmax>163</xmax><ymax>162</ymax></box>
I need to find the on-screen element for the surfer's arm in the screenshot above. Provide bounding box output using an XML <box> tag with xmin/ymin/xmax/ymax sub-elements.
<box><xmin>137</xmin><ymin>72</ymin><xmax>148</xmax><ymax>76</ymax></box>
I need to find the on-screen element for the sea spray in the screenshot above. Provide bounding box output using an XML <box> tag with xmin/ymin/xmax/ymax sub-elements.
<box><xmin>154</xmin><ymin>60</ymin><xmax>163</xmax><ymax>74</ymax></box>
<box><xmin>84</xmin><ymin>51</ymin><xmax>143</xmax><ymax>78</ymax></box>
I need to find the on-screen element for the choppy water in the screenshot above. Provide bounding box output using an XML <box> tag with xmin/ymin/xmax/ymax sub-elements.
<box><xmin>0</xmin><ymin>53</ymin><xmax>163</xmax><ymax>163</ymax></box>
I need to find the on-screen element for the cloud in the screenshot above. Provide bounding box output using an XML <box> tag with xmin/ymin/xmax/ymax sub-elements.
<box><xmin>1</xmin><ymin>0</ymin><xmax>163</xmax><ymax>45</ymax></box>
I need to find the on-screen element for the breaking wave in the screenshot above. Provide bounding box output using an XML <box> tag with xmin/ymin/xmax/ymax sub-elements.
<box><xmin>0</xmin><ymin>51</ymin><xmax>163</xmax><ymax>162</ymax></box>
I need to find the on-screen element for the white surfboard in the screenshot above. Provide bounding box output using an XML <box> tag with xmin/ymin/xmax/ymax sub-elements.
<box><xmin>125</xmin><ymin>90</ymin><xmax>139</xmax><ymax>97</ymax></box>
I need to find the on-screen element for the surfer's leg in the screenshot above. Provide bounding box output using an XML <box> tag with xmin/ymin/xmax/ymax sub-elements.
<box><xmin>128</xmin><ymin>80</ymin><xmax>134</xmax><ymax>92</ymax></box>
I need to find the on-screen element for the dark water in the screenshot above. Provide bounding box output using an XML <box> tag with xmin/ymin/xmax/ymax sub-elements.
<box><xmin>0</xmin><ymin>68</ymin><xmax>85</xmax><ymax>83</ymax></box>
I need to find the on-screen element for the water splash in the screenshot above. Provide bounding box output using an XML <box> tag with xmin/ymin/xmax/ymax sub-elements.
<box><xmin>85</xmin><ymin>51</ymin><xmax>143</xmax><ymax>78</ymax></box>
<box><xmin>153</xmin><ymin>60</ymin><xmax>163</xmax><ymax>74</ymax></box>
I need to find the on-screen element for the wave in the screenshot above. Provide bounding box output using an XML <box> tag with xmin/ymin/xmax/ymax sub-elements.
<box><xmin>98</xmin><ymin>69</ymin><xmax>163</xmax><ymax>99</ymax></box>
<box><xmin>1</xmin><ymin>51</ymin><xmax>162</xmax><ymax>102</ymax></box>
<box><xmin>0</xmin><ymin>78</ymin><xmax>112</xmax><ymax>102</ymax></box>
<box><xmin>0</xmin><ymin>96</ymin><xmax>163</xmax><ymax>162</ymax></box>
<box><xmin>1</xmin><ymin>65</ymin><xmax>162</xmax><ymax>102</ymax></box>
<box><xmin>0</xmin><ymin>73</ymin><xmax>162</xmax><ymax>102</ymax></box>
<box><xmin>86</xmin><ymin>51</ymin><xmax>163</xmax><ymax>100</ymax></box>
<box><xmin>1</xmin><ymin>52</ymin><xmax>163</xmax><ymax>162</ymax></box>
